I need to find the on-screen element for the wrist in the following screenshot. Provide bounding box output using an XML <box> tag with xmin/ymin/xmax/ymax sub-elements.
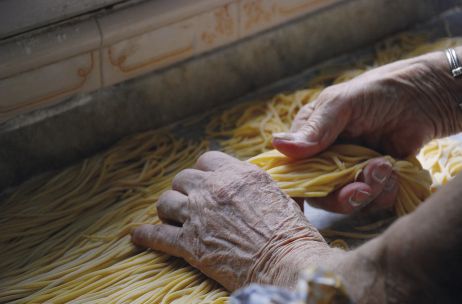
<box><xmin>245</xmin><ymin>225</ymin><xmax>332</xmax><ymax>289</ymax></box>
<box><xmin>246</xmin><ymin>227</ymin><xmax>388</xmax><ymax>303</ymax></box>
<box><xmin>258</xmin><ymin>238</ymin><xmax>388</xmax><ymax>303</ymax></box>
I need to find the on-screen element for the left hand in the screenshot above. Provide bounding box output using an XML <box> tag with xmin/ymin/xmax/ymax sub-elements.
<box><xmin>302</xmin><ymin>157</ymin><xmax>399</xmax><ymax>214</ymax></box>
<box><xmin>131</xmin><ymin>151</ymin><xmax>334</xmax><ymax>291</ymax></box>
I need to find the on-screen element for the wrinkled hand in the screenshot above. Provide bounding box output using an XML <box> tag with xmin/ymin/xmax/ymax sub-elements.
<box><xmin>131</xmin><ymin>151</ymin><xmax>336</xmax><ymax>291</ymax></box>
<box><xmin>274</xmin><ymin>52</ymin><xmax>462</xmax><ymax>214</ymax></box>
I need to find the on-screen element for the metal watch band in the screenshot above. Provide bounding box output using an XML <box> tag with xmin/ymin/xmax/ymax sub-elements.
<box><xmin>445</xmin><ymin>48</ymin><xmax>462</xmax><ymax>78</ymax></box>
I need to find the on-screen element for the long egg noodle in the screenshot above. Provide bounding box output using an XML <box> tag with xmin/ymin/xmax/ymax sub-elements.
<box><xmin>0</xmin><ymin>133</ymin><xmax>228</xmax><ymax>303</ymax></box>
<box><xmin>1</xmin><ymin>36</ymin><xmax>462</xmax><ymax>302</ymax></box>
<box><xmin>417</xmin><ymin>138</ymin><xmax>462</xmax><ymax>191</ymax></box>
<box><xmin>247</xmin><ymin>145</ymin><xmax>431</xmax><ymax>216</ymax></box>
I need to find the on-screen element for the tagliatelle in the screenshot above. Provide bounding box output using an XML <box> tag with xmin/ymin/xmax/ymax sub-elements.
<box><xmin>1</xmin><ymin>35</ymin><xmax>462</xmax><ymax>303</ymax></box>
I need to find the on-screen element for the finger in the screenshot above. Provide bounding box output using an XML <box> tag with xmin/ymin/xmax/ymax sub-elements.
<box><xmin>308</xmin><ymin>158</ymin><xmax>395</xmax><ymax>214</ymax></box>
<box><xmin>272</xmin><ymin>102</ymin><xmax>350</xmax><ymax>159</ymax></box>
<box><xmin>272</xmin><ymin>102</ymin><xmax>315</xmax><ymax>155</ymax></box>
<box><xmin>290</xmin><ymin>103</ymin><xmax>316</xmax><ymax>132</ymax></box>
<box><xmin>362</xmin><ymin>173</ymin><xmax>399</xmax><ymax>213</ymax></box>
<box><xmin>194</xmin><ymin>151</ymin><xmax>242</xmax><ymax>171</ymax></box>
<box><xmin>309</xmin><ymin>182</ymin><xmax>373</xmax><ymax>214</ymax></box>
<box><xmin>157</xmin><ymin>190</ymin><xmax>189</xmax><ymax>224</ymax></box>
<box><xmin>172</xmin><ymin>168</ymin><xmax>206</xmax><ymax>194</ymax></box>
<box><xmin>131</xmin><ymin>224</ymin><xmax>186</xmax><ymax>258</ymax></box>
<box><xmin>360</xmin><ymin>157</ymin><xmax>393</xmax><ymax>199</ymax></box>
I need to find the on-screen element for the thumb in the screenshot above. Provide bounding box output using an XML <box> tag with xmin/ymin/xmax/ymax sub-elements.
<box><xmin>272</xmin><ymin>105</ymin><xmax>348</xmax><ymax>159</ymax></box>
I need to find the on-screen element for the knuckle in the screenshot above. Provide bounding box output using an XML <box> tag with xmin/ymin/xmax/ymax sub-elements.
<box><xmin>292</xmin><ymin>105</ymin><xmax>315</xmax><ymax>131</ymax></box>
<box><xmin>173</xmin><ymin>169</ymin><xmax>195</xmax><ymax>185</ymax></box>
<box><xmin>413</xmin><ymin>62</ymin><xmax>432</xmax><ymax>75</ymax></box>
<box><xmin>384</xmin><ymin>174</ymin><xmax>398</xmax><ymax>192</ymax></box>
<box><xmin>297</xmin><ymin>103</ymin><xmax>315</xmax><ymax>118</ymax></box>
<box><xmin>299</xmin><ymin>122</ymin><xmax>324</xmax><ymax>139</ymax></box>
<box><xmin>157</xmin><ymin>190</ymin><xmax>172</xmax><ymax>206</ymax></box>
<box><xmin>197</xmin><ymin>151</ymin><xmax>223</xmax><ymax>164</ymax></box>
<box><xmin>241</xmin><ymin>166</ymin><xmax>271</xmax><ymax>183</ymax></box>
<box><xmin>318</xmin><ymin>85</ymin><xmax>349</xmax><ymax>109</ymax></box>
<box><xmin>203</xmin><ymin>150</ymin><xmax>223</xmax><ymax>158</ymax></box>
<box><xmin>300</xmin><ymin>122</ymin><xmax>317</xmax><ymax>134</ymax></box>
<box><xmin>248</xmin><ymin>165</ymin><xmax>267</xmax><ymax>176</ymax></box>
<box><xmin>172</xmin><ymin>172</ymin><xmax>183</xmax><ymax>184</ymax></box>
<box><xmin>181</xmin><ymin>168</ymin><xmax>197</xmax><ymax>176</ymax></box>
<box><xmin>318</xmin><ymin>86</ymin><xmax>337</xmax><ymax>100</ymax></box>
<box><xmin>246</xmin><ymin>162</ymin><xmax>265</xmax><ymax>173</ymax></box>
<box><xmin>156</xmin><ymin>202</ymin><xmax>166</xmax><ymax>218</ymax></box>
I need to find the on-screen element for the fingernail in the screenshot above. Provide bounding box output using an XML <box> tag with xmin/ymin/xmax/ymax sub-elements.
<box><xmin>372</xmin><ymin>163</ymin><xmax>392</xmax><ymax>184</ymax></box>
<box><xmin>348</xmin><ymin>190</ymin><xmax>372</xmax><ymax>207</ymax></box>
<box><xmin>273</xmin><ymin>132</ymin><xmax>296</xmax><ymax>141</ymax></box>
<box><xmin>384</xmin><ymin>176</ymin><xmax>397</xmax><ymax>192</ymax></box>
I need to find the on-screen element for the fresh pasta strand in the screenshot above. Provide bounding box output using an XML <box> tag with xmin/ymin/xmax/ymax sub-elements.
<box><xmin>248</xmin><ymin>145</ymin><xmax>432</xmax><ymax>216</ymax></box>
<box><xmin>206</xmin><ymin>88</ymin><xmax>322</xmax><ymax>159</ymax></box>
<box><xmin>417</xmin><ymin>138</ymin><xmax>462</xmax><ymax>191</ymax></box>
<box><xmin>0</xmin><ymin>134</ymin><xmax>228</xmax><ymax>303</ymax></box>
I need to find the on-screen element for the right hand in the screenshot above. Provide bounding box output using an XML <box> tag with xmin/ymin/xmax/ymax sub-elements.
<box><xmin>273</xmin><ymin>51</ymin><xmax>462</xmax><ymax>213</ymax></box>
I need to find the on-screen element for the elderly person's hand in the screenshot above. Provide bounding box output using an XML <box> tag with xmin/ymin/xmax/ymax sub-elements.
<box><xmin>131</xmin><ymin>153</ymin><xmax>462</xmax><ymax>303</ymax></box>
<box><xmin>131</xmin><ymin>151</ymin><xmax>340</xmax><ymax>291</ymax></box>
<box><xmin>273</xmin><ymin>51</ymin><xmax>462</xmax><ymax>214</ymax></box>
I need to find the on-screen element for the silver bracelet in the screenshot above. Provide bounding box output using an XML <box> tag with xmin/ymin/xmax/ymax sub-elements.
<box><xmin>445</xmin><ymin>48</ymin><xmax>462</xmax><ymax>78</ymax></box>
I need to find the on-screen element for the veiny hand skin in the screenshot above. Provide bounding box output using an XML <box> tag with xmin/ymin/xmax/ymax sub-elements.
<box><xmin>132</xmin><ymin>47</ymin><xmax>462</xmax><ymax>303</ymax></box>
<box><xmin>273</xmin><ymin>49</ymin><xmax>462</xmax><ymax>214</ymax></box>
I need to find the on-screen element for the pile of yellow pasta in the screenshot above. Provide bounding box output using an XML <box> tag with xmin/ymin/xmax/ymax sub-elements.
<box><xmin>248</xmin><ymin>145</ymin><xmax>431</xmax><ymax>216</ymax></box>
<box><xmin>0</xmin><ymin>134</ymin><xmax>228</xmax><ymax>303</ymax></box>
<box><xmin>1</xmin><ymin>36</ymin><xmax>462</xmax><ymax>303</ymax></box>
<box><xmin>418</xmin><ymin>138</ymin><xmax>462</xmax><ymax>191</ymax></box>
